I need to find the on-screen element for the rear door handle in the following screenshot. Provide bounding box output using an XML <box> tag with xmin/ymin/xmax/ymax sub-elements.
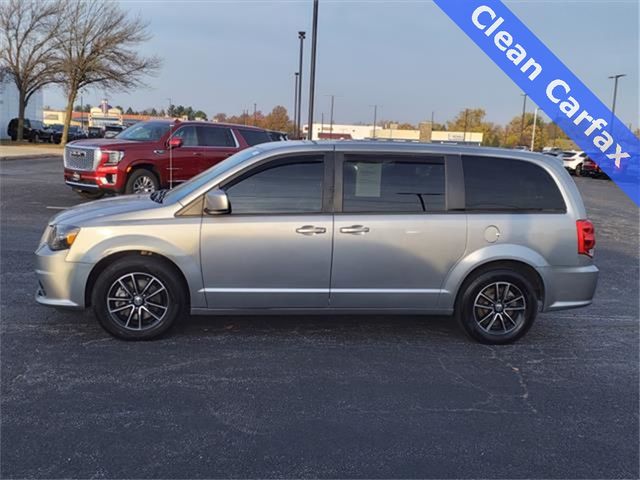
<box><xmin>340</xmin><ymin>225</ymin><xmax>370</xmax><ymax>235</ymax></box>
<box><xmin>296</xmin><ymin>225</ymin><xmax>327</xmax><ymax>236</ymax></box>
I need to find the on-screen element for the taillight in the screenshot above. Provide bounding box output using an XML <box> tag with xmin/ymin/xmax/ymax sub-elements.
<box><xmin>577</xmin><ymin>219</ymin><xmax>595</xmax><ymax>257</ymax></box>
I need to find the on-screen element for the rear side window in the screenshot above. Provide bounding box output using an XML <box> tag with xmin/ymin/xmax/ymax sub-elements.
<box><xmin>238</xmin><ymin>128</ymin><xmax>272</xmax><ymax>146</ymax></box>
<box><xmin>342</xmin><ymin>155</ymin><xmax>446</xmax><ymax>212</ymax></box>
<box><xmin>462</xmin><ymin>156</ymin><xmax>565</xmax><ymax>212</ymax></box>
<box><xmin>197</xmin><ymin>126</ymin><xmax>235</xmax><ymax>147</ymax></box>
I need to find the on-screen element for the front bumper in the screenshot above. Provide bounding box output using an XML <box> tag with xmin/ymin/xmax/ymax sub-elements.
<box><xmin>538</xmin><ymin>264</ymin><xmax>599</xmax><ymax>312</ymax></box>
<box><xmin>34</xmin><ymin>244</ymin><xmax>92</xmax><ymax>309</ymax></box>
<box><xmin>64</xmin><ymin>167</ymin><xmax>122</xmax><ymax>193</ymax></box>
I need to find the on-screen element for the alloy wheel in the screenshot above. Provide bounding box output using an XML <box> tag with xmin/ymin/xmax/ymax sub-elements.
<box><xmin>132</xmin><ymin>175</ymin><xmax>157</xmax><ymax>193</ymax></box>
<box><xmin>106</xmin><ymin>273</ymin><xmax>169</xmax><ymax>331</ymax></box>
<box><xmin>473</xmin><ymin>281</ymin><xmax>527</xmax><ymax>334</ymax></box>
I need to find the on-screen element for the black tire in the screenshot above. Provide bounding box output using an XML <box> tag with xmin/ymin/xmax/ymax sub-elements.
<box><xmin>125</xmin><ymin>168</ymin><xmax>159</xmax><ymax>194</ymax></box>
<box><xmin>456</xmin><ymin>269</ymin><xmax>538</xmax><ymax>344</ymax></box>
<box><xmin>76</xmin><ymin>190</ymin><xmax>105</xmax><ymax>200</ymax></box>
<box><xmin>574</xmin><ymin>163</ymin><xmax>583</xmax><ymax>177</ymax></box>
<box><xmin>32</xmin><ymin>133</ymin><xmax>40</xmax><ymax>143</ymax></box>
<box><xmin>92</xmin><ymin>256</ymin><xmax>186</xmax><ymax>340</ymax></box>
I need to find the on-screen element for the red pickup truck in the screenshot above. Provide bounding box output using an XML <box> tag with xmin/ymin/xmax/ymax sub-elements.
<box><xmin>64</xmin><ymin>120</ymin><xmax>279</xmax><ymax>198</ymax></box>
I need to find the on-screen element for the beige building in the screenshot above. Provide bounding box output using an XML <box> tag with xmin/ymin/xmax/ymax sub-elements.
<box><xmin>305</xmin><ymin>122</ymin><xmax>482</xmax><ymax>145</ymax></box>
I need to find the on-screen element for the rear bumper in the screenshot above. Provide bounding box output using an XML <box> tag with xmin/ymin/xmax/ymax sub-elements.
<box><xmin>34</xmin><ymin>244</ymin><xmax>92</xmax><ymax>309</ymax></box>
<box><xmin>537</xmin><ymin>264</ymin><xmax>599</xmax><ymax>312</ymax></box>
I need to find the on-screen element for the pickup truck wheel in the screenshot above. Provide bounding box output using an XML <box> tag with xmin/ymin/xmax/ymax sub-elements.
<box><xmin>92</xmin><ymin>257</ymin><xmax>186</xmax><ymax>340</ymax></box>
<box><xmin>126</xmin><ymin>169</ymin><xmax>159</xmax><ymax>194</ymax></box>
<box><xmin>457</xmin><ymin>269</ymin><xmax>537</xmax><ymax>344</ymax></box>
<box><xmin>76</xmin><ymin>190</ymin><xmax>105</xmax><ymax>200</ymax></box>
<box><xmin>32</xmin><ymin>133</ymin><xmax>40</xmax><ymax>143</ymax></box>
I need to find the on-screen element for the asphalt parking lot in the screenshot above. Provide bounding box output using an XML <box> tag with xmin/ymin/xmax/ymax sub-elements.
<box><xmin>1</xmin><ymin>157</ymin><xmax>638</xmax><ymax>479</ymax></box>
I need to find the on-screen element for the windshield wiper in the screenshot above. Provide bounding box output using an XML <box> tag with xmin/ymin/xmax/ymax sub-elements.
<box><xmin>150</xmin><ymin>189</ymin><xmax>169</xmax><ymax>203</ymax></box>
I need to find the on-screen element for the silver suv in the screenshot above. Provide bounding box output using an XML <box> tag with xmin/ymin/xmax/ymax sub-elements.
<box><xmin>35</xmin><ymin>142</ymin><xmax>598</xmax><ymax>343</ymax></box>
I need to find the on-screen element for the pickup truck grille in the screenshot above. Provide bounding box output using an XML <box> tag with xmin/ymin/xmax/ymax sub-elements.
<box><xmin>64</xmin><ymin>146</ymin><xmax>99</xmax><ymax>171</ymax></box>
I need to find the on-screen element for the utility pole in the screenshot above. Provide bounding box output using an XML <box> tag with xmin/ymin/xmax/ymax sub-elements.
<box><xmin>166</xmin><ymin>97</ymin><xmax>172</xmax><ymax>117</ymax></box>
<box><xmin>253</xmin><ymin>103</ymin><xmax>257</xmax><ymax>126</ymax></box>
<box><xmin>530</xmin><ymin>107</ymin><xmax>539</xmax><ymax>151</ymax></box>
<box><xmin>463</xmin><ymin>108</ymin><xmax>469</xmax><ymax>143</ymax></box>
<box><xmin>519</xmin><ymin>93</ymin><xmax>528</xmax><ymax>146</ymax></box>
<box><xmin>297</xmin><ymin>31</ymin><xmax>306</xmax><ymax>139</ymax></box>
<box><xmin>431</xmin><ymin>111</ymin><xmax>435</xmax><ymax>129</ymax></box>
<box><xmin>371</xmin><ymin>105</ymin><xmax>380</xmax><ymax>139</ymax></box>
<box><xmin>293</xmin><ymin>73</ymin><xmax>299</xmax><ymax>138</ymax></box>
<box><xmin>608</xmin><ymin>73</ymin><xmax>626</xmax><ymax>135</ymax></box>
<box><xmin>307</xmin><ymin>0</ymin><xmax>319</xmax><ymax>140</ymax></box>
<box><xmin>80</xmin><ymin>94</ymin><xmax>84</xmax><ymax>130</ymax></box>
<box><xmin>328</xmin><ymin>95</ymin><xmax>335</xmax><ymax>136</ymax></box>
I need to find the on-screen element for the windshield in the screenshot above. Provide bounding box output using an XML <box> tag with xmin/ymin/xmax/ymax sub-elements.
<box><xmin>50</xmin><ymin>124</ymin><xmax>63</xmax><ymax>132</ymax></box>
<box><xmin>162</xmin><ymin>147</ymin><xmax>264</xmax><ymax>204</ymax></box>
<box><xmin>116</xmin><ymin>121</ymin><xmax>171</xmax><ymax>141</ymax></box>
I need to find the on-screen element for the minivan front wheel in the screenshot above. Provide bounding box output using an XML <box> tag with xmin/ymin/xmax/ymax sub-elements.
<box><xmin>457</xmin><ymin>269</ymin><xmax>537</xmax><ymax>344</ymax></box>
<box><xmin>92</xmin><ymin>257</ymin><xmax>186</xmax><ymax>340</ymax></box>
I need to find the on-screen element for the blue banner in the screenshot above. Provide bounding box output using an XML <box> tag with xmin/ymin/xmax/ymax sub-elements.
<box><xmin>433</xmin><ymin>0</ymin><xmax>639</xmax><ymax>206</ymax></box>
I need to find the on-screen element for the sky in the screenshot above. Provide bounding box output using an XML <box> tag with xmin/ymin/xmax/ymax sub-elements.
<box><xmin>44</xmin><ymin>0</ymin><xmax>639</xmax><ymax>128</ymax></box>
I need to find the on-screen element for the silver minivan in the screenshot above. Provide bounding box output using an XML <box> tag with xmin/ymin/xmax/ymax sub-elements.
<box><xmin>35</xmin><ymin>142</ymin><xmax>598</xmax><ymax>343</ymax></box>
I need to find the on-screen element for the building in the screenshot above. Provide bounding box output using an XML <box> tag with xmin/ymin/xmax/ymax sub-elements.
<box><xmin>303</xmin><ymin>122</ymin><xmax>483</xmax><ymax>145</ymax></box>
<box><xmin>0</xmin><ymin>71</ymin><xmax>44</xmax><ymax>140</ymax></box>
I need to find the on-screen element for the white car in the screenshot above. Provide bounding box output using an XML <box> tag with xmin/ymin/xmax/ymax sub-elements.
<box><xmin>561</xmin><ymin>150</ymin><xmax>588</xmax><ymax>176</ymax></box>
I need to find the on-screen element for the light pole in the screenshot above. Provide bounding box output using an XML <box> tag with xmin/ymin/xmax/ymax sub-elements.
<box><xmin>608</xmin><ymin>73</ymin><xmax>626</xmax><ymax>133</ymax></box>
<box><xmin>253</xmin><ymin>103</ymin><xmax>257</xmax><ymax>126</ymax></box>
<box><xmin>297</xmin><ymin>31</ymin><xmax>306</xmax><ymax>139</ymax></box>
<box><xmin>166</xmin><ymin>97</ymin><xmax>172</xmax><ymax>117</ymax></box>
<box><xmin>307</xmin><ymin>0</ymin><xmax>319</xmax><ymax>140</ymax></box>
<box><xmin>519</xmin><ymin>93</ymin><xmax>528</xmax><ymax>145</ymax></box>
<box><xmin>293</xmin><ymin>72</ymin><xmax>299</xmax><ymax>137</ymax></box>
<box><xmin>530</xmin><ymin>107</ymin><xmax>539</xmax><ymax>151</ymax></box>
<box><xmin>80</xmin><ymin>94</ymin><xmax>84</xmax><ymax>130</ymax></box>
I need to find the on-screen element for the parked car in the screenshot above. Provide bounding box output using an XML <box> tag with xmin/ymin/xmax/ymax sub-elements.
<box><xmin>581</xmin><ymin>157</ymin><xmax>607</xmax><ymax>179</ymax></box>
<box><xmin>49</xmin><ymin>124</ymin><xmax>88</xmax><ymax>144</ymax></box>
<box><xmin>561</xmin><ymin>150</ymin><xmax>588</xmax><ymax>176</ymax></box>
<box><xmin>7</xmin><ymin>118</ymin><xmax>54</xmax><ymax>143</ymax></box>
<box><xmin>63</xmin><ymin>120</ymin><xmax>278</xmax><ymax>199</ymax></box>
<box><xmin>103</xmin><ymin>125</ymin><xmax>127</xmax><ymax>138</ymax></box>
<box><xmin>267</xmin><ymin>130</ymin><xmax>289</xmax><ymax>142</ymax></box>
<box><xmin>37</xmin><ymin>142</ymin><xmax>598</xmax><ymax>343</ymax></box>
<box><xmin>87</xmin><ymin>126</ymin><xmax>104</xmax><ymax>138</ymax></box>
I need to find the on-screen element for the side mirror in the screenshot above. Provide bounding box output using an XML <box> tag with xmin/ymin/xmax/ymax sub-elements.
<box><xmin>204</xmin><ymin>188</ymin><xmax>230</xmax><ymax>215</ymax></box>
<box><xmin>168</xmin><ymin>137</ymin><xmax>183</xmax><ymax>149</ymax></box>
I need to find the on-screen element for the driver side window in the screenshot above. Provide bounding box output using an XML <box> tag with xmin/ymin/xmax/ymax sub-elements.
<box><xmin>224</xmin><ymin>156</ymin><xmax>325</xmax><ymax>214</ymax></box>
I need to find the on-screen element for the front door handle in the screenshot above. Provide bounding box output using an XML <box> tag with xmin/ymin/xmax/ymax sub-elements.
<box><xmin>340</xmin><ymin>225</ymin><xmax>370</xmax><ymax>235</ymax></box>
<box><xmin>296</xmin><ymin>225</ymin><xmax>327</xmax><ymax>236</ymax></box>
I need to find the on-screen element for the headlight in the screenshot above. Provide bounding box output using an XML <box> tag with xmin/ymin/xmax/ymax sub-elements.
<box><xmin>101</xmin><ymin>150</ymin><xmax>125</xmax><ymax>165</ymax></box>
<box><xmin>47</xmin><ymin>225</ymin><xmax>81</xmax><ymax>251</ymax></box>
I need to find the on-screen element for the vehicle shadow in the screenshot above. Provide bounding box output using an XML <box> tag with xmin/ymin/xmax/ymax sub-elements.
<box><xmin>173</xmin><ymin>312</ymin><xmax>466</xmax><ymax>343</ymax></box>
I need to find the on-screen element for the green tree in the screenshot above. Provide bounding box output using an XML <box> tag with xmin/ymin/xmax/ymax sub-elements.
<box><xmin>125</xmin><ymin>107</ymin><xmax>134</xmax><ymax>115</ymax></box>
<box><xmin>193</xmin><ymin>110</ymin><xmax>207</xmax><ymax>120</ymax></box>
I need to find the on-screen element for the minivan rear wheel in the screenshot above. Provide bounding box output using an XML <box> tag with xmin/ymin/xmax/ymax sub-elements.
<box><xmin>457</xmin><ymin>269</ymin><xmax>537</xmax><ymax>344</ymax></box>
<box><xmin>92</xmin><ymin>257</ymin><xmax>186</xmax><ymax>340</ymax></box>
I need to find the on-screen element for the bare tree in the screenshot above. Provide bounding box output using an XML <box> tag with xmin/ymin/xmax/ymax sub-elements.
<box><xmin>56</xmin><ymin>0</ymin><xmax>161</xmax><ymax>145</ymax></box>
<box><xmin>0</xmin><ymin>0</ymin><xmax>63</xmax><ymax>141</ymax></box>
